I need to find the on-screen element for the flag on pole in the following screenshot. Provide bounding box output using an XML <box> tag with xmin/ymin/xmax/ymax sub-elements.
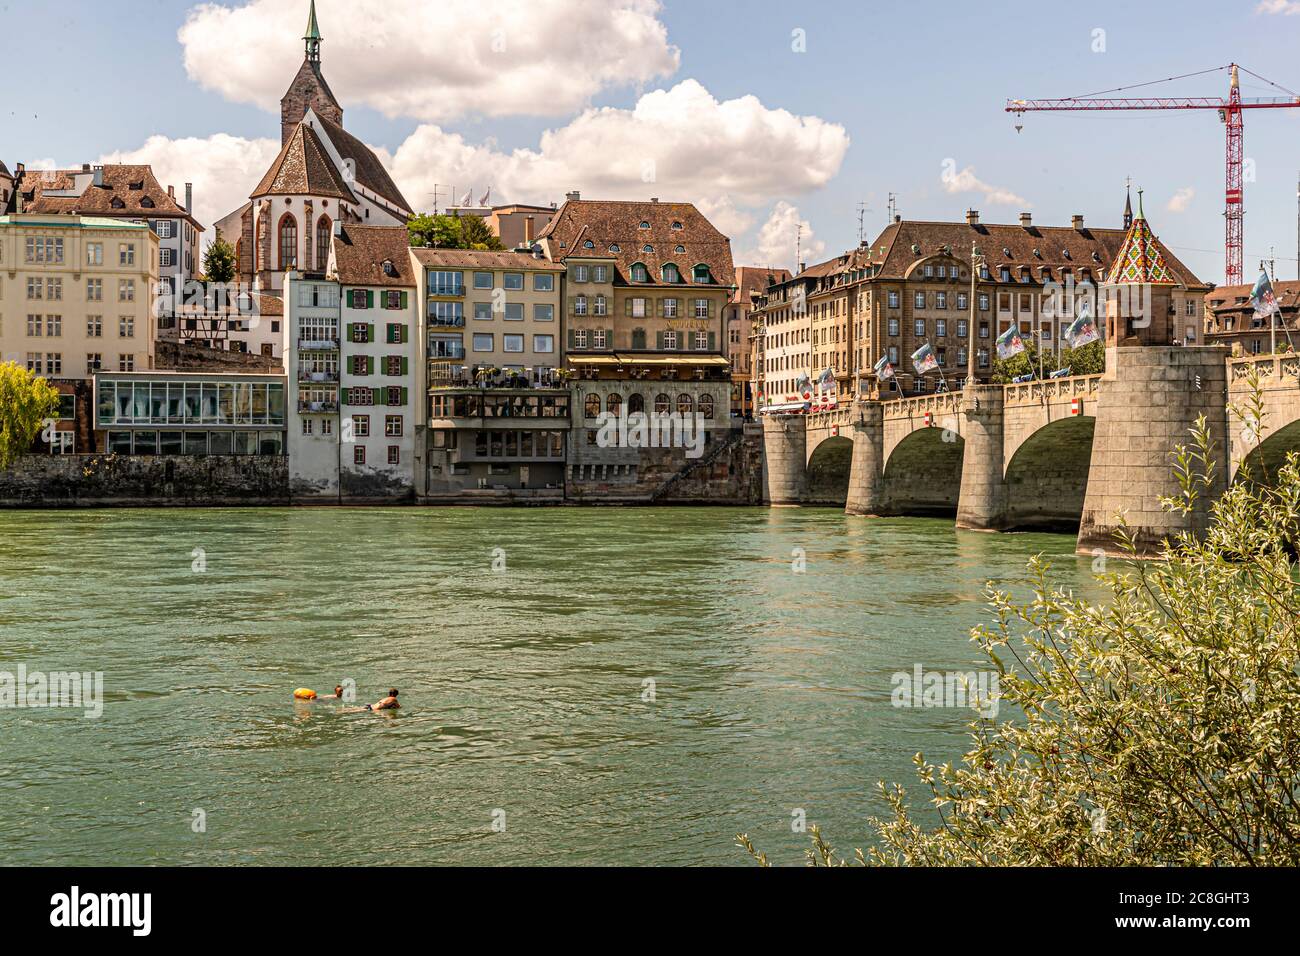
<box><xmin>873</xmin><ymin>354</ymin><xmax>895</xmax><ymax>381</ymax></box>
<box><xmin>816</xmin><ymin>367</ymin><xmax>835</xmax><ymax>389</ymax></box>
<box><xmin>911</xmin><ymin>343</ymin><xmax>938</xmax><ymax>375</ymax></box>
<box><xmin>794</xmin><ymin>372</ymin><xmax>813</xmax><ymax>400</ymax></box>
<box><xmin>1251</xmin><ymin>270</ymin><xmax>1279</xmax><ymax>320</ymax></box>
<box><xmin>996</xmin><ymin>325</ymin><xmax>1025</xmax><ymax>360</ymax></box>
<box><xmin>1049</xmin><ymin>366</ymin><xmax>1073</xmax><ymax>379</ymax></box>
<box><xmin>1064</xmin><ymin>314</ymin><xmax>1100</xmax><ymax>348</ymax></box>
<box><xmin>479</xmin><ymin>187</ymin><xmax>492</xmax><ymax>206</ymax></box>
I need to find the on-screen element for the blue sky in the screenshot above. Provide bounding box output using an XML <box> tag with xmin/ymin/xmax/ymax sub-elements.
<box><xmin>5</xmin><ymin>0</ymin><xmax>1300</xmax><ymax>285</ymax></box>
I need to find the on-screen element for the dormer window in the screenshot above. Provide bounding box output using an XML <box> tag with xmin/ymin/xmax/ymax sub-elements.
<box><xmin>609</xmin><ymin>243</ymin><xmax>620</xmax><ymax>252</ymax></box>
<box><xmin>675</xmin><ymin>245</ymin><xmax>685</xmax><ymax>254</ymax></box>
<box><xmin>630</xmin><ymin>262</ymin><xmax>649</xmax><ymax>283</ymax></box>
<box><xmin>692</xmin><ymin>265</ymin><xmax>711</xmax><ymax>285</ymax></box>
<box><xmin>141</xmin><ymin>197</ymin><xmax>155</xmax><ymax>208</ymax></box>
<box><xmin>639</xmin><ymin>221</ymin><xmax>650</xmax><ymax>229</ymax></box>
<box><xmin>129</xmin><ymin>181</ymin><xmax>144</xmax><ymax>191</ymax></box>
<box><xmin>382</xmin><ymin>258</ymin><xmax>396</xmax><ymax>277</ymax></box>
<box><xmin>1032</xmin><ymin>248</ymin><xmax>1041</xmax><ymax>258</ymax></box>
<box><xmin>111</xmin><ymin>197</ymin><xmax>125</xmax><ymax>209</ymax></box>
<box><xmin>662</xmin><ymin>263</ymin><xmax>681</xmax><ymax>283</ymax></box>
<box><xmin>584</xmin><ymin>240</ymin><xmax>594</xmax><ymax>249</ymax></box>
<box><xmin>671</xmin><ymin>221</ymin><xmax>683</xmax><ymax>230</ymax></box>
<box><xmin>1091</xmin><ymin>251</ymin><xmax>1102</xmax><ymax>263</ymax></box>
<box><xmin>1062</xmin><ymin>249</ymin><xmax>1072</xmax><ymax>260</ymax></box>
<box><xmin>1002</xmin><ymin>247</ymin><xmax>1012</xmax><ymax>257</ymax></box>
<box><xmin>643</xmin><ymin>244</ymin><xmax>654</xmax><ymax>253</ymax></box>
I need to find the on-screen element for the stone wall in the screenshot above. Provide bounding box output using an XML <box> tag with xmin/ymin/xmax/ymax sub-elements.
<box><xmin>155</xmin><ymin>340</ymin><xmax>283</xmax><ymax>373</ymax></box>
<box><xmin>0</xmin><ymin>454</ymin><xmax>289</xmax><ymax>508</ymax></box>
<box><xmin>566</xmin><ymin>428</ymin><xmax>761</xmax><ymax>504</ymax></box>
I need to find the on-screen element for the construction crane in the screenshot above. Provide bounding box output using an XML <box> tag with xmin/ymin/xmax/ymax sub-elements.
<box><xmin>1008</xmin><ymin>64</ymin><xmax>1300</xmax><ymax>287</ymax></box>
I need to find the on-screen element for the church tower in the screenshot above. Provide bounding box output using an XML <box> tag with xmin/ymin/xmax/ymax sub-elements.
<box><xmin>280</xmin><ymin>0</ymin><xmax>344</xmax><ymax>146</ymax></box>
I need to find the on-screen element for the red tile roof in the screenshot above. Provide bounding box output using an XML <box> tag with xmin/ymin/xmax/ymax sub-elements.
<box><xmin>19</xmin><ymin>164</ymin><xmax>203</xmax><ymax>228</ymax></box>
<box><xmin>409</xmin><ymin>247</ymin><xmax>565</xmax><ymax>272</ymax></box>
<box><xmin>313</xmin><ymin>114</ymin><xmax>412</xmax><ymax>215</ymax></box>
<box><xmin>733</xmin><ymin>265</ymin><xmax>792</xmax><ymax>304</ymax></box>
<box><xmin>1208</xmin><ymin>279</ymin><xmax>1300</xmax><ymax>314</ymax></box>
<box><xmin>538</xmin><ymin>199</ymin><xmax>736</xmax><ymax>288</ymax></box>
<box><xmin>331</xmin><ymin>224</ymin><xmax>416</xmax><ymax>287</ymax></box>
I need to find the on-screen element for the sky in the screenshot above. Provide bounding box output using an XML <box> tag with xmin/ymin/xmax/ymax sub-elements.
<box><xmin>4</xmin><ymin>0</ymin><xmax>1300</xmax><ymax>286</ymax></box>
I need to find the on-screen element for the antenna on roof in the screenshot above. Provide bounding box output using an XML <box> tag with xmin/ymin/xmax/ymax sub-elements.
<box><xmin>887</xmin><ymin>193</ymin><xmax>898</xmax><ymax>223</ymax></box>
<box><xmin>795</xmin><ymin>223</ymin><xmax>802</xmax><ymax>274</ymax></box>
<box><xmin>856</xmin><ymin>200</ymin><xmax>871</xmax><ymax>244</ymax></box>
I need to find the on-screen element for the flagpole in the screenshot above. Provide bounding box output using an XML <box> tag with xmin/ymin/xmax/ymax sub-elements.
<box><xmin>1266</xmin><ymin>261</ymin><xmax>1277</xmax><ymax>355</ymax></box>
<box><xmin>1267</xmin><ymin>259</ymin><xmax>1294</xmax><ymax>352</ymax></box>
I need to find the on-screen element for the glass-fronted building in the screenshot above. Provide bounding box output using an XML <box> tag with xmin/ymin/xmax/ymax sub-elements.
<box><xmin>94</xmin><ymin>371</ymin><xmax>288</xmax><ymax>456</ymax></box>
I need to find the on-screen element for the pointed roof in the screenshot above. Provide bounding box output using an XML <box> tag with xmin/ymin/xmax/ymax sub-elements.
<box><xmin>0</xmin><ymin>160</ymin><xmax>12</xmax><ymax>179</ymax></box>
<box><xmin>305</xmin><ymin>0</ymin><xmax>321</xmax><ymax>40</ymax></box>
<box><xmin>1108</xmin><ymin>192</ymin><xmax>1175</xmax><ymax>285</ymax></box>
<box><xmin>1122</xmin><ymin>185</ymin><xmax>1133</xmax><ymax>228</ymax></box>
<box><xmin>251</xmin><ymin>122</ymin><xmax>355</xmax><ymax>202</ymax></box>
<box><xmin>312</xmin><ymin>113</ymin><xmax>412</xmax><ymax>214</ymax></box>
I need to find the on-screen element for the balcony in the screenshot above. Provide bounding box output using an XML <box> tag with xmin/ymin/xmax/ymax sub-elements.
<box><xmin>428</xmin><ymin>284</ymin><xmax>465</xmax><ymax>298</ymax></box>
<box><xmin>428</xmin><ymin>314</ymin><xmax>466</xmax><ymax>328</ymax></box>
<box><xmin>298</xmin><ymin>337</ymin><xmax>340</xmax><ymax>351</ymax></box>
<box><xmin>298</xmin><ymin>400</ymin><xmax>339</xmax><ymax>414</ymax></box>
<box><xmin>428</xmin><ymin>361</ymin><xmax>571</xmax><ymax>390</ymax></box>
<box><xmin>298</xmin><ymin>369</ymin><xmax>339</xmax><ymax>384</ymax></box>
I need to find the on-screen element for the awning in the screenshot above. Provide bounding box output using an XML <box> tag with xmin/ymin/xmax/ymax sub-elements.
<box><xmin>567</xmin><ymin>352</ymin><xmax>731</xmax><ymax>368</ymax></box>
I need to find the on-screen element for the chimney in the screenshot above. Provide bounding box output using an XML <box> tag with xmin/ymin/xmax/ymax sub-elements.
<box><xmin>15</xmin><ymin>162</ymin><xmax>25</xmax><ymax>176</ymax></box>
<box><xmin>966</xmin><ymin>209</ymin><xmax>980</xmax><ymax>225</ymax></box>
<box><xmin>650</xmin><ymin>197</ymin><xmax>659</xmax><ymax>204</ymax></box>
<box><xmin>1071</xmin><ymin>214</ymin><xmax>1084</xmax><ymax>230</ymax></box>
<box><xmin>333</xmin><ymin>219</ymin><xmax>344</xmax><ymax>237</ymax></box>
<box><xmin>92</xmin><ymin>165</ymin><xmax>103</xmax><ymax>187</ymax></box>
<box><xmin>565</xmin><ymin>190</ymin><xmax>581</xmax><ymax>203</ymax></box>
<box><xmin>1019</xmin><ymin>212</ymin><xmax>1032</xmax><ymax>227</ymax></box>
<box><xmin>82</xmin><ymin>163</ymin><xmax>91</xmax><ymax>172</ymax></box>
<box><xmin>798</xmin><ymin>261</ymin><xmax>807</xmax><ymax>274</ymax></box>
<box><xmin>185</xmin><ymin>183</ymin><xmax>193</xmax><ymax>214</ymax></box>
<box><xmin>168</xmin><ymin>185</ymin><xmax>176</xmax><ymax>201</ymax></box>
<box><xmin>893</xmin><ymin>214</ymin><xmax>901</xmax><ymax>224</ymax></box>
<box><xmin>524</xmin><ymin>215</ymin><xmax>534</xmax><ymax>244</ymax></box>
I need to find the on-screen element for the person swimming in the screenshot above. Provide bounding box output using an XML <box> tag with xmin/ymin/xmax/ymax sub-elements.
<box><xmin>293</xmin><ymin>684</ymin><xmax>346</xmax><ymax>701</ymax></box>
<box><xmin>361</xmin><ymin>688</ymin><xmax>400</xmax><ymax>712</ymax></box>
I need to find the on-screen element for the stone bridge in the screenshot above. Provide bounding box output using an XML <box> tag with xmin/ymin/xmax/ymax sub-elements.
<box><xmin>763</xmin><ymin>346</ymin><xmax>1300</xmax><ymax>556</ymax></box>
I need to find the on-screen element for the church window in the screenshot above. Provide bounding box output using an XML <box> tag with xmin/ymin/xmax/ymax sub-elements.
<box><xmin>316</xmin><ymin>216</ymin><xmax>331</xmax><ymax>271</ymax></box>
<box><xmin>278</xmin><ymin>214</ymin><xmax>298</xmax><ymax>270</ymax></box>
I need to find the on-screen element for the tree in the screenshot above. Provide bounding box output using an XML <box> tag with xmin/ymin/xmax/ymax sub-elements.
<box><xmin>203</xmin><ymin>236</ymin><xmax>237</xmax><ymax>284</ymax></box>
<box><xmin>407</xmin><ymin>213</ymin><xmax>504</xmax><ymax>251</ymax></box>
<box><xmin>0</xmin><ymin>362</ymin><xmax>60</xmax><ymax>470</ymax></box>
<box><xmin>991</xmin><ymin>339</ymin><xmax>1105</xmax><ymax>383</ymax></box>
<box><xmin>740</xmin><ymin>397</ymin><xmax>1300</xmax><ymax>866</ymax></box>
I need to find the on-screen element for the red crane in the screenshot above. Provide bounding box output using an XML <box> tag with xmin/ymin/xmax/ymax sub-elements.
<box><xmin>1007</xmin><ymin>64</ymin><xmax>1300</xmax><ymax>287</ymax></box>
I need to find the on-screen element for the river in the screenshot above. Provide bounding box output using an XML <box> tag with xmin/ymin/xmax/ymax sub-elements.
<box><xmin>0</xmin><ymin>506</ymin><xmax>1095</xmax><ymax>866</ymax></box>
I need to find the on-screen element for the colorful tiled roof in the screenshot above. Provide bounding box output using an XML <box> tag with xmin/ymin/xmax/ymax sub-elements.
<box><xmin>1109</xmin><ymin>210</ymin><xmax>1175</xmax><ymax>286</ymax></box>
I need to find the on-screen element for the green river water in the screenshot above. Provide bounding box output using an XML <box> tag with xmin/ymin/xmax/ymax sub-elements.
<box><xmin>0</xmin><ymin>507</ymin><xmax>1094</xmax><ymax>866</ymax></box>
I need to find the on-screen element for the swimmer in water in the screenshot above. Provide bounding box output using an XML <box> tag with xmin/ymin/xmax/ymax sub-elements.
<box><xmin>348</xmin><ymin>688</ymin><xmax>401</xmax><ymax>712</ymax></box>
<box><xmin>293</xmin><ymin>684</ymin><xmax>346</xmax><ymax>702</ymax></box>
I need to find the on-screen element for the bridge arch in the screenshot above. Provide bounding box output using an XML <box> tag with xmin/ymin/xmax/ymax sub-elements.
<box><xmin>1002</xmin><ymin>416</ymin><xmax>1096</xmax><ymax>532</ymax></box>
<box><xmin>882</xmin><ymin>427</ymin><xmax>964</xmax><ymax>516</ymax></box>
<box><xmin>1235</xmin><ymin>418</ymin><xmax>1300</xmax><ymax>487</ymax></box>
<box><xmin>806</xmin><ymin>435</ymin><xmax>854</xmax><ymax>506</ymax></box>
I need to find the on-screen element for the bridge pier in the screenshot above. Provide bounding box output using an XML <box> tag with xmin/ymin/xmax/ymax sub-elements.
<box><xmin>956</xmin><ymin>385</ymin><xmax>1008</xmax><ymax>531</ymax></box>
<box><xmin>844</xmin><ymin>402</ymin><xmax>885</xmax><ymax>516</ymax></box>
<box><xmin>1078</xmin><ymin>346</ymin><xmax>1229</xmax><ymax>557</ymax></box>
<box><xmin>761</xmin><ymin>415</ymin><xmax>807</xmax><ymax>505</ymax></box>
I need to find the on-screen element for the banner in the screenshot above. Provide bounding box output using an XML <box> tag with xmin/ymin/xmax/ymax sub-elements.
<box><xmin>873</xmin><ymin>354</ymin><xmax>895</xmax><ymax>381</ymax></box>
<box><xmin>1064</xmin><ymin>314</ymin><xmax>1100</xmax><ymax>348</ymax></box>
<box><xmin>911</xmin><ymin>343</ymin><xmax>938</xmax><ymax>375</ymax></box>
<box><xmin>996</xmin><ymin>325</ymin><xmax>1025</xmax><ymax>360</ymax></box>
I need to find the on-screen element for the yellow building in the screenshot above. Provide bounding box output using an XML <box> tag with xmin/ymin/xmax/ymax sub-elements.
<box><xmin>0</xmin><ymin>214</ymin><xmax>159</xmax><ymax>379</ymax></box>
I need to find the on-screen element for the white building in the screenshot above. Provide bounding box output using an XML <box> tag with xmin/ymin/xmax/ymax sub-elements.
<box><xmin>284</xmin><ymin>224</ymin><xmax>418</xmax><ymax>500</ymax></box>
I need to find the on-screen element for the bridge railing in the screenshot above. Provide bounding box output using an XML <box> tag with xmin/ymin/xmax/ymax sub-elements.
<box><xmin>1003</xmin><ymin>373</ymin><xmax>1102</xmax><ymax>407</ymax></box>
<box><xmin>1228</xmin><ymin>353</ymin><xmax>1300</xmax><ymax>385</ymax></box>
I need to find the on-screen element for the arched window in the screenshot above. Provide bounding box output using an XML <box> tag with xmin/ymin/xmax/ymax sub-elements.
<box><xmin>628</xmin><ymin>393</ymin><xmax>645</xmax><ymax>414</ymax></box>
<box><xmin>316</xmin><ymin>216</ymin><xmax>331</xmax><ymax>271</ymax></box>
<box><xmin>630</xmin><ymin>262</ymin><xmax>649</xmax><ymax>283</ymax></box>
<box><xmin>606</xmin><ymin>393</ymin><xmax>622</xmax><ymax>415</ymax></box>
<box><xmin>654</xmin><ymin>393</ymin><xmax>670</xmax><ymax>415</ymax></box>
<box><xmin>584</xmin><ymin>393</ymin><xmax>601</xmax><ymax>419</ymax></box>
<box><xmin>699</xmin><ymin>394</ymin><xmax>715</xmax><ymax>420</ymax></box>
<box><xmin>661</xmin><ymin>263</ymin><xmax>680</xmax><ymax>283</ymax></box>
<box><xmin>278</xmin><ymin>213</ymin><xmax>298</xmax><ymax>270</ymax></box>
<box><xmin>677</xmin><ymin>394</ymin><xmax>694</xmax><ymax>416</ymax></box>
<box><xmin>692</xmin><ymin>264</ymin><xmax>711</xmax><ymax>284</ymax></box>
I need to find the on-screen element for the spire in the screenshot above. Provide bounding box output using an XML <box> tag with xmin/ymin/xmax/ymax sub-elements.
<box><xmin>1109</xmin><ymin>189</ymin><xmax>1175</xmax><ymax>286</ymax></box>
<box><xmin>1123</xmin><ymin>179</ymin><xmax>1133</xmax><ymax>229</ymax></box>
<box><xmin>304</xmin><ymin>0</ymin><xmax>322</xmax><ymax>63</ymax></box>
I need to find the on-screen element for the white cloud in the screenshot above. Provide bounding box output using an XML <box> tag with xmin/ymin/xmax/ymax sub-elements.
<box><xmin>97</xmin><ymin>134</ymin><xmax>282</xmax><ymax>235</ymax></box>
<box><xmin>940</xmin><ymin>164</ymin><xmax>1028</xmax><ymax>208</ymax></box>
<box><xmin>1256</xmin><ymin>1</ymin><xmax>1300</xmax><ymax>14</ymax></box>
<box><xmin>737</xmin><ymin>202</ymin><xmax>825</xmax><ymax>271</ymax></box>
<box><xmin>179</xmin><ymin>0</ymin><xmax>680</xmax><ymax>122</ymax></box>
<box><xmin>1166</xmin><ymin>186</ymin><xmax>1195</xmax><ymax>213</ymax></box>
<box><xmin>388</xmin><ymin>80</ymin><xmax>850</xmax><ymax>225</ymax></box>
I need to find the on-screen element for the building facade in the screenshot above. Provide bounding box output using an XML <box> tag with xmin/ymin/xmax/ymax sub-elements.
<box><xmin>729</xmin><ymin>266</ymin><xmax>790</xmax><ymax>418</ymax></box>
<box><xmin>284</xmin><ymin>224</ymin><xmax>418</xmax><ymax>500</ymax></box>
<box><xmin>1204</xmin><ymin>279</ymin><xmax>1300</xmax><ymax>355</ymax></box>
<box><xmin>412</xmin><ymin>248</ymin><xmax>569</xmax><ymax>498</ymax></box>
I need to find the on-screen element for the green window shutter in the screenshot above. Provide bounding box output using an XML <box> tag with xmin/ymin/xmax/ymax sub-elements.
<box><xmin>345</xmin><ymin>322</ymin><xmax>354</xmax><ymax>340</ymax></box>
<box><xmin>400</xmin><ymin>387</ymin><xmax>409</xmax><ymax>406</ymax></box>
<box><xmin>656</xmin><ymin>331</ymin><xmax>664</xmax><ymax>350</ymax></box>
<box><xmin>568</xmin><ymin>329</ymin><xmax>576</xmax><ymax>349</ymax></box>
<box><xmin>367</xmin><ymin>323</ymin><xmax>375</xmax><ymax>343</ymax></box>
<box><xmin>567</xmin><ymin>296</ymin><xmax>575</xmax><ymax>314</ymax></box>
<box><xmin>708</xmin><ymin>332</ymin><xmax>717</xmax><ymax>352</ymax></box>
<box><xmin>401</xmin><ymin>291</ymin><xmax>409</xmax><ymax>310</ymax></box>
<box><xmin>368</xmin><ymin>356</ymin><xmax>375</xmax><ymax>375</ymax></box>
<box><xmin>657</xmin><ymin>299</ymin><xmax>664</xmax><ymax>318</ymax></box>
<box><xmin>375</xmin><ymin>388</ymin><xmax>386</xmax><ymax>407</ymax></box>
<box><xmin>607</xmin><ymin>329</ymin><xmax>614</xmax><ymax>349</ymax></box>
<box><xmin>401</xmin><ymin>324</ymin><xmax>409</xmax><ymax>344</ymax></box>
<box><xmin>401</xmin><ymin>357</ymin><xmax>409</xmax><ymax>376</ymax></box>
<box><xmin>624</xmin><ymin>298</ymin><xmax>633</xmax><ymax>317</ymax></box>
<box><xmin>342</xmin><ymin>387</ymin><xmax>351</xmax><ymax>405</ymax></box>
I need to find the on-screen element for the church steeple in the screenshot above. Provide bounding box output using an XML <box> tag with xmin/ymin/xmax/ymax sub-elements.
<box><xmin>304</xmin><ymin>0</ymin><xmax>322</xmax><ymax>63</ymax></box>
<box><xmin>1123</xmin><ymin>180</ymin><xmax>1133</xmax><ymax>229</ymax></box>
<box><xmin>281</xmin><ymin>0</ymin><xmax>343</xmax><ymax>146</ymax></box>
